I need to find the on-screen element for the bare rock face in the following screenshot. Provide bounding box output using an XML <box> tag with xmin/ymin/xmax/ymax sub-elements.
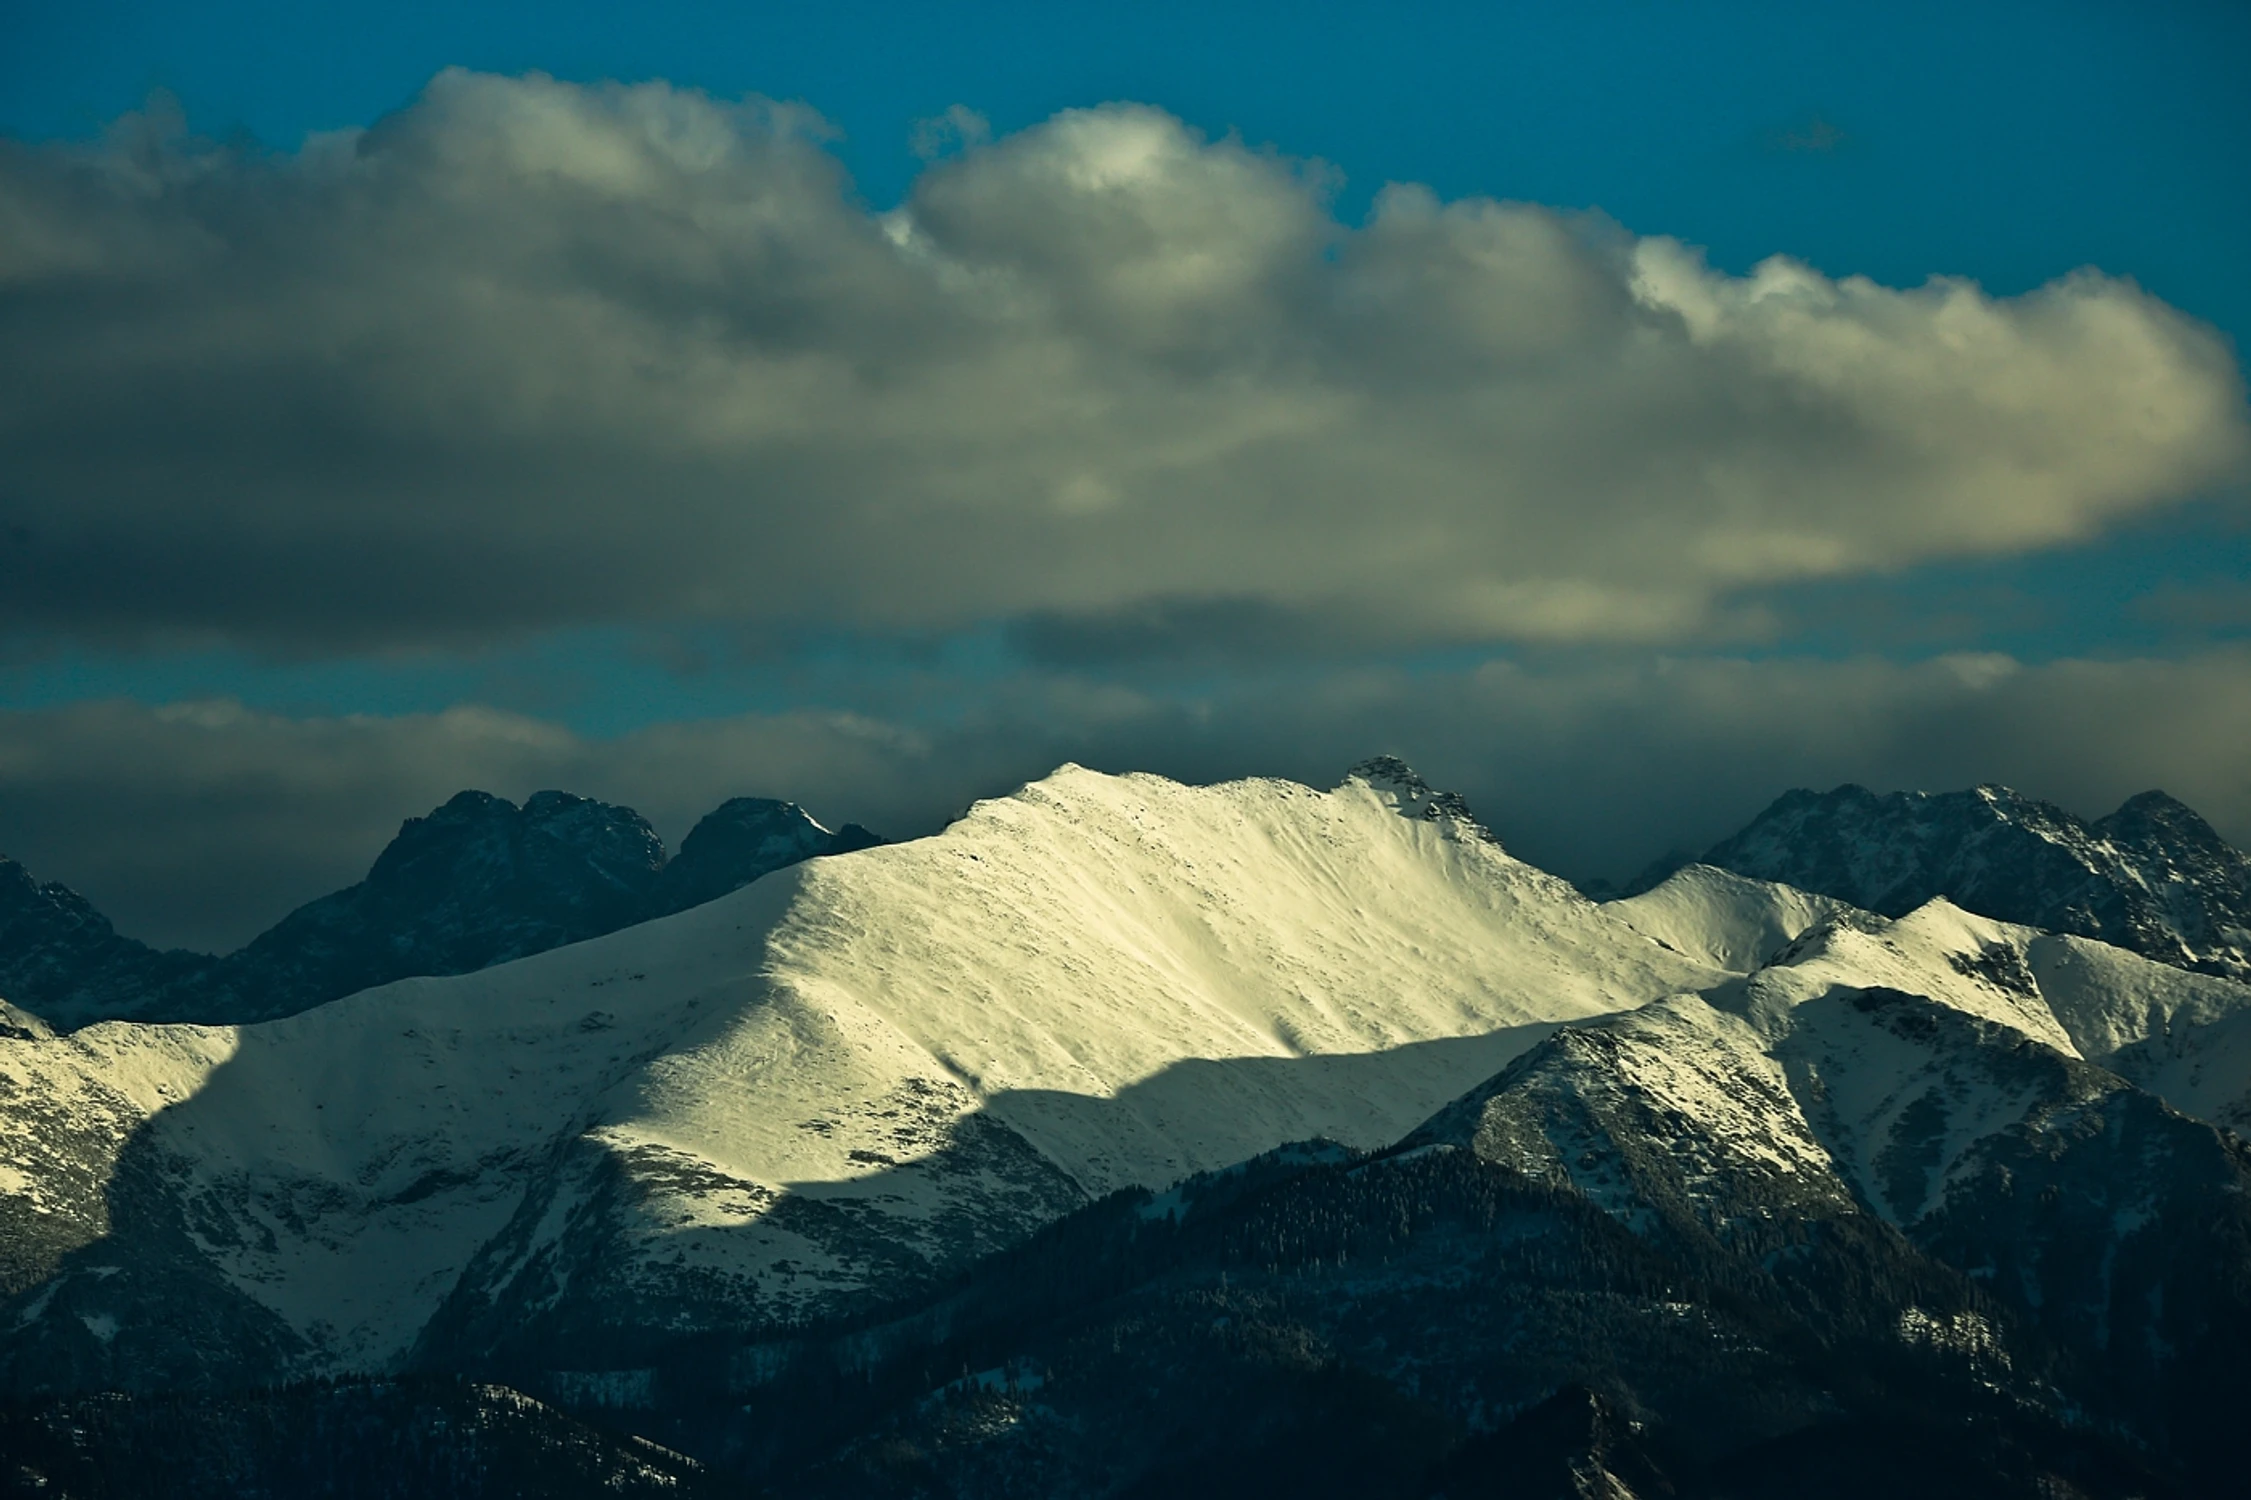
<box><xmin>221</xmin><ymin>790</ymin><xmax>671</xmax><ymax>1014</ymax></box>
<box><xmin>0</xmin><ymin>789</ymin><xmax>880</xmax><ymax>1029</ymax></box>
<box><xmin>645</xmin><ymin>797</ymin><xmax>880</xmax><ymax>918</ymax></box>
<box><xmin>1697</xmin><ymin>783</ymin><xmax>2251</xmax><ymax>979</ymax></box>
<box><xmin>0</xmin><ymin>858</ymin><xmax>219</xmax><ymax>1025</ymax></box>
<box><xmin>1348</xmin><ymin>756</ymin><xmax>1496</xmax><ymax>839</ymax></box>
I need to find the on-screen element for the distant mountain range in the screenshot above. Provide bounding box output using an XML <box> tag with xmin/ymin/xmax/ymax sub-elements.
<box><xmin>3</xmin><ymin>762</ymin><xmax>2250</xmax><ymax>1496</ymax></box>
<box><xmin>1647</xmin><ymin>782</ymin><xmax>2251</xmax><ymax>980</ymax></box>
<box><xmin>0</xmin><ymin>790</ymin><xmax>879</xmax><ymax>1029</ymax></box>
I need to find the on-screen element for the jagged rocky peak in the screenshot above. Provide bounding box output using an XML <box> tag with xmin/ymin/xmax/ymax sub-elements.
<box><xmin>680</xmin><ymin>796</ymin><xmax>832</xmax><ymax>859</ymax></box>
<box><xmin>0</xmin><ymin>784</ymin><xmax>881</xmax><ymax>1030</ymax></box>
<box><xmin>648</xmin><ymin>797</ymin><xmax>883</xmax><ymax>913</ymax></box>
<box><xmin>0</xmin><ymin>853</ymin><xmax>218</xmax><ymax>1030</ymax></box>
<box><xmin>0</xmin><ymin>853</ymin><xmax>122</xmax><ymax>960</ymax></box>
<box><xmin>1699</xmin><ymin>780</ymin><xmax>2251</xmax><ymax>979</ymax></box>
<box><xmin>0</xmin><ymin>997</ymin><xmax>54</xmax><ymax>1042</ymax></box>
<box><xmin>1345</xmin><ymin>755</ymin><xmax>1494</xmax><ymax>839</ymax></box>
<box><xmin>1</xmin><ymin>855</ymin><xmax>99</xmax><ymax>931</ymax></box>
<box><xmin>225</xmin><ymin>788</ymin><xmax>673</xmax><ymax>1011</ymax></box>
<box><xmin>364</xmin><ymin>788</ymin><xmax>665</xmax><ymax>913</ymax></box>
<box><xmin>2097</xmin><ymin>783</ymin><xmax>2241</xmax><ymax>864</ymax></box>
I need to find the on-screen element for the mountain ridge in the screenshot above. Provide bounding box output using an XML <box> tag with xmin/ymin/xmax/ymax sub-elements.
<box><xmin>0</xmin><ymin>789</ymin><xmax>881</xmax><ymax>1030</ymax></box>
<box><xmin>0</xmin><ymin>761</ymin><xmax>1727</xmax><ymax>1390</ymax></box>
<box><xmin>1683</xmin><ymin>781</ymin><xmax>2251</xmax><ymax>979</ymax></box>
<box><xmin>7</xmin><ymin>759</ymin><xmax>2251</xmax><ymax>1494</ymax></box>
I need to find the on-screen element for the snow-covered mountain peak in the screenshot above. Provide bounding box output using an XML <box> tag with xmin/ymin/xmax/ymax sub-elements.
<box><xmin>1708</xmin><ymin>898</ymin><xmax>2080</xmax><ymax>1054</ymax></box>
<box><xmin>1</xmin><ymin>762</ymin><xmax>1731</xmax><ymax>1385</ymax></box>
<box><xmin>1342</xmin><ymin>756</ymin><xmax>1496</xmax><ymax>841</ymax></box>
<box><xmin>1598</xmin><ymin>865</ymin><xmax>2084</xmax><ymax>1050</ymax></box>
<box><xmin>1604</xmin><ymin>863</ymin><xmax>1852</xmax><ymax>973</ymax></box>
<box><xmin>1600</xmin><ymin>870</ymin><xmax>2251</xmax><ymax>1132</ymax></box>
<box><xmin>1401</xmin><ymin>889</ymin><xmax>2251</xmax><ymax>1323</ymax></box>
<box><xmin>0</xmin><ymin>998</ymin><xmax>53</xmax><ymax>1042</ymax></box>
<box><xmin>1345</xmin><ymin>754</ymin><xmax>1430</xmax><ymax>795</ymax></box>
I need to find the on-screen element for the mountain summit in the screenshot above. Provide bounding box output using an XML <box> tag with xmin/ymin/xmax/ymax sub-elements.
<box><xmin>1697</xmin><ymin>782</ymin><xmax>2251</xmax><ymax>979</ymax></box>
<box><xmin>1347</xmin><ymin>756</ymin><xmax>1495</xmax><ymax>838</ymax></box>
<box><xmin>0</xmin><ymin>791</ymin><xmax>880</xmax><ymax>1029</ymax></box>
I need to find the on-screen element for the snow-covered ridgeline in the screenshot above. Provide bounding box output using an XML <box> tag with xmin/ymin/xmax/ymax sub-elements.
<box><xmin>4</xmin><ymin>762</ymin><xmax>2251</xmax><ymax>1394</ymax></box>
<box><xmin>0</xmin><ymin>764</ymin><xmax>1722</xmax><ymax>1377</ymax></box>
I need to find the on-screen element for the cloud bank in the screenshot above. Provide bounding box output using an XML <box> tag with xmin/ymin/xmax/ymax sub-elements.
<box><xmin>9</xmin><ymin>647</ymin><xmax>2249</xmax><ymax>952</ymax></box>
<box><xmin>2</xmin><ymin>71</ymin><xmax>2243</xmax><ymax>652</ymax></box>
<box><xmin>5</xmin><ymin>73</ymin><xmax>2247</xmax><ymax>950</ymax></box>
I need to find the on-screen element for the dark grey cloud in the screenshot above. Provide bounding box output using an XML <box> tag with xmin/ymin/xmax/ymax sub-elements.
<box><xmin>0</xmin><ymin>72</ymin><xmax>2242</xmax><ymax>654</ymax></box>
<box><xmin>6</xmin><ymin>647</ymin><xmax>2248</xmax><ymax>952</ymax></box>
<box><xmin>1004</xmin><ymin>597</ymin><xmax>1368</xmax><ymax>668</ymax></box>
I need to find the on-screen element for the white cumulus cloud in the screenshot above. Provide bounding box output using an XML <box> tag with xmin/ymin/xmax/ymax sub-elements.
<box><xmin>0</xmin><ymin>70</ymin><xmax>2240</xmax><ymax>653</ymax></box>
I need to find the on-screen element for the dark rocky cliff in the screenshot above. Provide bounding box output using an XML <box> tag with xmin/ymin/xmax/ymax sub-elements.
<box><xmin>0</xmin><ymin>790</ymin><xmax>880</xmax><ymax>1029</ymax></box>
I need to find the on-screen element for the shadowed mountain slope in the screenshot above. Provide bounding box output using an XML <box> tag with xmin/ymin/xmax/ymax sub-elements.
<box><xmin>0</xmin><ymin>1377</ymin><xmax>723</xmax><ymax>1498</ymax></box>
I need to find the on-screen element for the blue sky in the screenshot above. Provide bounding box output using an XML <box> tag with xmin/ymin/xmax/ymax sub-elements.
<box><xmin>3</xmin><ymin>2</ymin><xmax>2248</xmax><ymax>947</ymax></box>
<box><xmin>13</xmin><ymin>1</ymin><xmax>2246</xmax><ymax>318</ymax></box>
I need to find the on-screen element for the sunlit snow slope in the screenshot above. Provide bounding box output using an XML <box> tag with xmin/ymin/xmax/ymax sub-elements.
<box><xmin>1610</xmin><ymin>864</ymin><xmax>2251</xmax><ymax>1130</ymax></box>
<box><xmin>9</xmin><ymin>766</ymin><xmax>2251</xmax><ymax>1396</ymax></box>
<box><xmin>1405</xmin><ymin>869</ymin><xmax>2251</xmax><ymax>1392</ymax></box>
<box><xmin>0</xmin><ymin>763</ymin><xmax>1720</xmax><ymax>1382</ymax></box>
